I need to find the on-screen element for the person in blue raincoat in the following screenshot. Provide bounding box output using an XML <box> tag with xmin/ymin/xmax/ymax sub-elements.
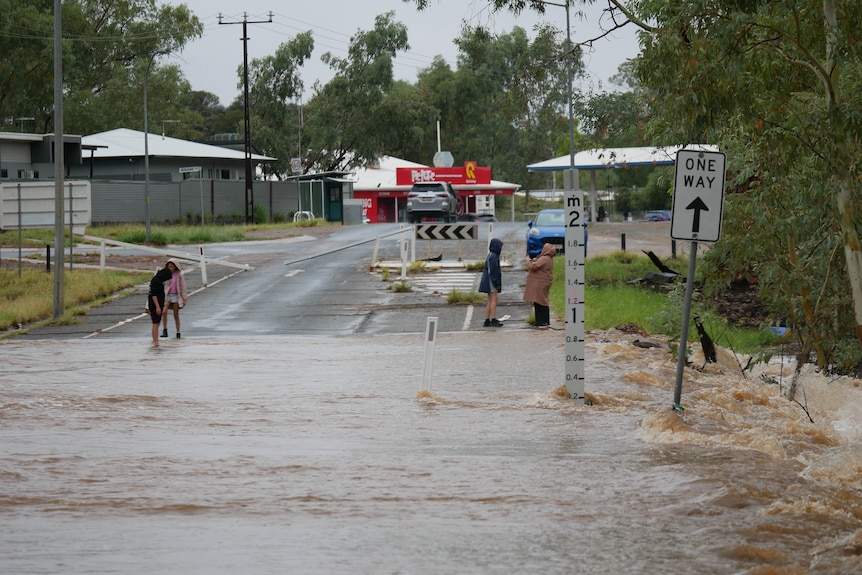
<box><xmin>479</xmin><ymin>238</ymin><xmax>504</xmax><ymax>327</ymax></box>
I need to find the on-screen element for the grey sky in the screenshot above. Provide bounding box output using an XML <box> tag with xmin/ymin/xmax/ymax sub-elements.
<box><xmin>165</xmin><ymin>0</ymin><xmax>640</xmax><ymax>105</ymax></box>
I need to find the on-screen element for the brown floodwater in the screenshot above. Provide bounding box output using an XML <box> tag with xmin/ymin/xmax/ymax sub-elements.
<box><xmin>2</xmin><ymin>330</ymin><xmax>861</xmax><ymax>574</ymax></box>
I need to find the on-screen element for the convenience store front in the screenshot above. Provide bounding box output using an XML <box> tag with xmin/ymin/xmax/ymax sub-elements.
<box><xmin>351</xmin><ymin>158</ymin><xmax>519</xmax><ymax>223</ymax></box>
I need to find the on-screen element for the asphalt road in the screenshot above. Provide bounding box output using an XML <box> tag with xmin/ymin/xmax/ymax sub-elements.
<box><xmin>14</xmin><ymin>220</ymin><xmax>676</xmax><ymax>341</ymax></box>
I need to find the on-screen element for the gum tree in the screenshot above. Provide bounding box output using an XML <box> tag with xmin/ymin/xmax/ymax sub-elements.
<box><xmin>246</xmin><ymin>31</ymin><xmax>314</xmax><ymax>179</ymax></box>
<box><xmin>632</xmin><ymin>0</ymin><xmax>862</xmax><ymax>374</ymax></box>
<box><xmin>302</xmin><ymin>12</ymin><xmax>410</xmax><ymax>172</ymax></box>
<box><xmin>0</xmin><ymin>0</ymin><xmax>202</xmax><ymax>134</ymax></box>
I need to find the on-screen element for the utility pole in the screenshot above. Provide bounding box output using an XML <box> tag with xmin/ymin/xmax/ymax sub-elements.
<box><xmin>218</xmin><ymin>11</ymin><xmax>273</xmax><ymax>224</ymax></box>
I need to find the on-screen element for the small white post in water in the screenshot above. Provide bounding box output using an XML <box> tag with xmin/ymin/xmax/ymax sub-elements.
<box><xmin>420</xmin><ymin>317</ymin><xmax>439</xmax><ymax>391</ymax></box>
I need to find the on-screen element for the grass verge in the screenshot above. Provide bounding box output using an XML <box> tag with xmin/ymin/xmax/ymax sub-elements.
<box><xmin>0</xmin><ymin>267</ymin><xmax>148</xmax><ymax>333</ymax></box>
<box><xmin>0</xmin><ymin>220</ymin><xmax>331</xmax><ymax>249</ymax></box>
<box><xmin>551</xmin><ymin>250</ymin><xmax>780</xmax><ymax>355</ymax></box>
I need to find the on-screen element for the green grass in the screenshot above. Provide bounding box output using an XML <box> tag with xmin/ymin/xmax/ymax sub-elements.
<box><xmin>550</xmin><ymin>250</ymin><xmax>780</xmax><ymax>355</ymax></box>
<box><xmin>0</xmin><ymin>220</ymin><xmax>331</xmax><ymax>248</ymax></box>
<box><xmin>582</xmin><ymin>285</ymin><xmax>668</xmax><ymax>329</ymax></box>
<box><xmin>447</xmin><ymin>289</ymin><xmax>486</xmax><ymax>305</ymax></box>
<box><xmin>0</xmin><ymin>267</ymin><xmax>148</xmax><ymax>332</ymax></box>
<box><xmin>387</xmin><ymin>281</ymin><xmax>412</xmax><ymax>292</ymax></box>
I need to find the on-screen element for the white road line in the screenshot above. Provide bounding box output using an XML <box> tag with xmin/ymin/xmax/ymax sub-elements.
<box><xmin>462</xmin><ymin>305</ymin><xmax>474</xmax><ymax>331</ymax></box>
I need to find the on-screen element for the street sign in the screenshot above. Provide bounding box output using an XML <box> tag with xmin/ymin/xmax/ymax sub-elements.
<box><xmin>414</xmin><ymin>223</ymin><xmax>477</xmax><ymax>240</ymax></box>
<box><xmin>670</xmin><ymin>148</ymin><xmax>727</xmax><ymax>411</ymax></box>
<box><xmin>670</xmin><ymin>149</ymin><xmax>726</xmax><ymax>242</ymax></box>
<box><xmin>433</xmin><ymin>151</ymin><xmax>454</xmax><ymax>167</ymax></box>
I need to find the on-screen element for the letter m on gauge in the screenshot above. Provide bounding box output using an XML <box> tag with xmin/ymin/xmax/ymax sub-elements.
<box><xmin>671</xmin><ymin>149</ymin><xmax>726</xmax><ymax>243</ymax></box>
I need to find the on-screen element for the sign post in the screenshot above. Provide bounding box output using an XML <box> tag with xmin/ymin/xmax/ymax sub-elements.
<box><xmin>564</xmin><ymin>179</ymin><xmax>585</xmax><ymax>403</ymax></box>
<box><xmin>670</xmin><ymin>149</ymin><xmax>726</xmax><ymax>410</ymax></box>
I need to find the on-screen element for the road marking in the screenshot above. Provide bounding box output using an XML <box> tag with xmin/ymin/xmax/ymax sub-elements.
<box><xmin>410</xmin><ymin>269</ymin><xmax>477</xmax><ymax>293</ymax></box>
<box><xmin>284</xmin><ymin>269</ymin><xmax>305</xmax><ymax>277</ymax></box>
<box><xmin>462</xmin><ymin>305</ymin><xmax>474</xmax><ymax>331</ymax></box>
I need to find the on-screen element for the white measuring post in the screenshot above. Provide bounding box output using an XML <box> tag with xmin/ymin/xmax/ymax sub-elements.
<box><xmin>671</xmin><ymin>149</ymin><xmax>726</xmax><ymax>411</ymax></box>
<box><xmin>564</xmin><ymin>186</ymin><xmax>586</xmax><ymax>403</ymax></box>
<box><xmin>400</xmin><ymin>228</ymin><xmax>409</xmax><ymax>280</ymax></box>
<box><xmin>199</xmin><ymin>245</ymin><xmax>208</xmax><ymax>286</ymax></box>
<box><xmin>420</xmin><ymin>316</ymin><xmax>439</xmax><ymax>391</ymax></box>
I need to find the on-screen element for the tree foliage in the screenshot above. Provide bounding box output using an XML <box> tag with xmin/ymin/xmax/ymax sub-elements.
<box><xmin>631</xmin><ymin>0</ymin><xmax>862</xmax><ymax>373</ymax></box>
<box><xmin>0</xmin><ymin>0</ymin><xmax>202</xmax><ymax>135</ymax></box>
<box><xmin>246</xmin><ymin>31</ymin><xmax>314</xmax><ymax>178</ymax></box>
<box><xmin>301</xmin><ymin>12</ymin><xmax>410</xmax><ymax>173</ymax></box>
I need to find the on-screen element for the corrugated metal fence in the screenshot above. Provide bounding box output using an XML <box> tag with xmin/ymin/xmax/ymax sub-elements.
<box><xmin>90</xmin><ymin>179</ymin><xmax>300</xmax><ymax>224</ymax></box>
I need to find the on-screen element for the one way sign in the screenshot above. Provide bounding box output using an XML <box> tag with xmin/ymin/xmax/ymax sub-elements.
<box><xmin>415</xmin><ymin>223</ymin><xmax>477</xmax><ymax>241</ymax></box>
<box><xmin>671</xmin><ymin>149</ymin><xmax>726</xmax><ymax>243</ymax></box>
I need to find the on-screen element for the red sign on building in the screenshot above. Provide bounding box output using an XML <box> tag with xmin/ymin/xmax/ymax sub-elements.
<box><xmin>396</xmin><ymin>162</ymin><xmax>491</xmax><ymax>185</ymax></box>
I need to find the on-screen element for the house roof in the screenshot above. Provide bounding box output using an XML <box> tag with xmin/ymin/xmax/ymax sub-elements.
<box><xmin>81</xmin><ymin>128</ymin><xmax>276</xmax><ymax>162</ymax></box>
<box><xmin>349</xmin><ymin>155</ymin><xmax>520</xmax><ymax>192</ymax></box>
<box><xmin>526</xmin><ymin>145</ymin><xmax>720</xmax><ymax>171</ymax></box>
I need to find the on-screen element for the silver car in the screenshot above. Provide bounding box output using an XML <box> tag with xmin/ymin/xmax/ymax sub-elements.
<box><xmin>406</xmin><ymin>182</ymin><xmax>459</xmax><ymax>223</ymax></box>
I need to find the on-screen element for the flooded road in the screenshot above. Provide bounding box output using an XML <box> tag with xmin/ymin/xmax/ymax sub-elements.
<box><xmin>3</xmin><ymin>329</ymin><xmax>862</xmax><ymax>574</ymax></box>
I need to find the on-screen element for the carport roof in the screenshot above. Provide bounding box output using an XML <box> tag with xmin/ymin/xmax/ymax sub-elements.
<box><xmin>527</xmin><ymin>145</ymin><xmax>719</xmax><ymax>171</ymax></box>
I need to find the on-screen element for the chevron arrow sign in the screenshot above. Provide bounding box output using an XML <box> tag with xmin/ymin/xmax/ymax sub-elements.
<box><xmin>415</xmin><ymin>223</ymin><xmax>478</xmax><ymax>240</ymax></box>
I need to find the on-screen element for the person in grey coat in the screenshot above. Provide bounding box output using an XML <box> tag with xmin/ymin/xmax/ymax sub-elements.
<box><xmin>478</xmin><ymin>238</ymin><xmax>504</xmax><ymax>327</ymax></box>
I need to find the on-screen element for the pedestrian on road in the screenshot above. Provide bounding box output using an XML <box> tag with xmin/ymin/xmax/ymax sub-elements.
<box><xmin>524</xmin><ymin>242</ymin><xmax>556</xmax><ymax>328</ymax></box>
<box><xmin>161</xmin><ymin>258</ymin><xmax>188</xmax><ymax>339</ymax></box>
<box><xmin>479</xmin><ymin>238</ymin><xmax>504</xmax><ymax>327</ymax></box>
<box><xmin>148</xmin><ymin>267</ymin><xmax>173</xmax><ymax>347</ymax></box>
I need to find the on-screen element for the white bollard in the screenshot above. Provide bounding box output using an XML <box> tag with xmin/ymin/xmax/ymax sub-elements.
<box><xmin>199</xmin><ymin>246</ymin><xmax>208</xmax><ymax>286</ymax></box>
<box><xmin>400</xmin><ymin>232</ymin><xmax>408</xmax><ymax>280</ymax></box>
<box><xmin>420</xmin><ymin>317</ymin><xmax>439</xmax><ymax>391</ymax></box>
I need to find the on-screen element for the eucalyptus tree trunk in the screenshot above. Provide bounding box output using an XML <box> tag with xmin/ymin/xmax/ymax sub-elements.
<box><xmin>823</xmin><ymin>1</ymin><xmax>862</xmax><ymax>351</ymax></box>
<box><xmin>837</xmin><ymin>190</ymin><xmax>862</xmax><ymax>348</ymax></box>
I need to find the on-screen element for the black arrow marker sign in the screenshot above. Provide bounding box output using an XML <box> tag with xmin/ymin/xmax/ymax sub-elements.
<box><xmin>686</xmin><ymin>197</ymin><xmax>709</xmax><ymax>233</ymax></box>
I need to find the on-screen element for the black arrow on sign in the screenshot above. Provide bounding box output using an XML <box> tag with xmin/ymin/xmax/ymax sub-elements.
<box><xmin>416</xmin><ymin>224</ymin><xmax>477</xmax><ymax>240</ymax></box>
<box><xmin>686</xmin><ymin>197</ymin><xmax>709</xmax><ymax>233</ymax></box>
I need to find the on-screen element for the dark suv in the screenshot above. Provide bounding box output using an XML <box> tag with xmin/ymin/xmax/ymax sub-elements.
<box><xmin>406</xmin><ymin>182</ymin><xmax>459</xmax><ymax>223</ymax></box>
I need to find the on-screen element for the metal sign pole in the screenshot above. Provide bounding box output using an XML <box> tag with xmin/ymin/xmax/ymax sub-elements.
<box><xmin>673</xmin><ymin>241</ymin><xmax>699</xmax><ymax>411</ymax></box>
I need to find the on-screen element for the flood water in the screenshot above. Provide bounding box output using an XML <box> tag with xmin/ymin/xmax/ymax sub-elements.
<box><xmin>2</xmin><ymin>329</ymin><xmax>862</xmax><ymax>574</ymax></box>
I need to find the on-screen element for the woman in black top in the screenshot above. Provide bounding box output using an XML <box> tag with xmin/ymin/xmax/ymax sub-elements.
<box><xmin>148</xmin><ymin>267</ymin><xmax>173</xmax><ymax>347</ymax></box>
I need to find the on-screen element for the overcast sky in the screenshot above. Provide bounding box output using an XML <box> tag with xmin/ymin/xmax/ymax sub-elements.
<box><xmin>164</xmin><ymin>0</ymin><xmax>641</xmax><ymax>105</ymax></box>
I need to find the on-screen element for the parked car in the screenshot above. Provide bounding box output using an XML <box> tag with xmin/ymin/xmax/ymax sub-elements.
<box><xmin>406</xmin><ymin>182</ymin><xmax>459</xmax><ymax>223</ymax></box>
<box><xmin>526</xmin><ymin>209</ymin><xmax>566</xmax><ymax>258</ymax></box>
<box><xmin>642</xmin><ymin>210</ymin><xmax>671</xmax><ymax>221</ymax></box>
<box><xmin>526</xmin><ymin>208</ymin><xmax>589</xmax><ymax>258</ymax></box>
<box><xmin>458</xmin><ymin>213</ymin><xmax>498</xmax><ymax>222</ymax></box>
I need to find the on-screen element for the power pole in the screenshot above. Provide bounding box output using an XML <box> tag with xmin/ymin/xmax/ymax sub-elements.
<box><xmin>53</xmin><ymin>0</ymin><xmax>64</xmax><ymax>318</ymax></box>
<box><xmin>218</xmin><ymin>11</ymin><xmax>273</xmax><ymax>224</ymax></box>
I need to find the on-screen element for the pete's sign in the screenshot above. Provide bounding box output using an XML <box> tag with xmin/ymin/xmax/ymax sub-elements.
<box><xmin>396</xmin><ymin>162</ymin><xmax>491</xmax><ymax>185</ymax></box>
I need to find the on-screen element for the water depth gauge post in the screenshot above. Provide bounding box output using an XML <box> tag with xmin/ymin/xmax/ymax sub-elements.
<box><xmin>564</xmin><ymin>187</ymin><xmax>586</xmax><ymax>403</ymax></box>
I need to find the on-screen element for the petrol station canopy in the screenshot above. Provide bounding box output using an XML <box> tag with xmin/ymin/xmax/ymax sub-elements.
<box><xmin>527</xmin><ymin>145</ymin><xmax>719</xmax><ymax>172</ymax></box>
